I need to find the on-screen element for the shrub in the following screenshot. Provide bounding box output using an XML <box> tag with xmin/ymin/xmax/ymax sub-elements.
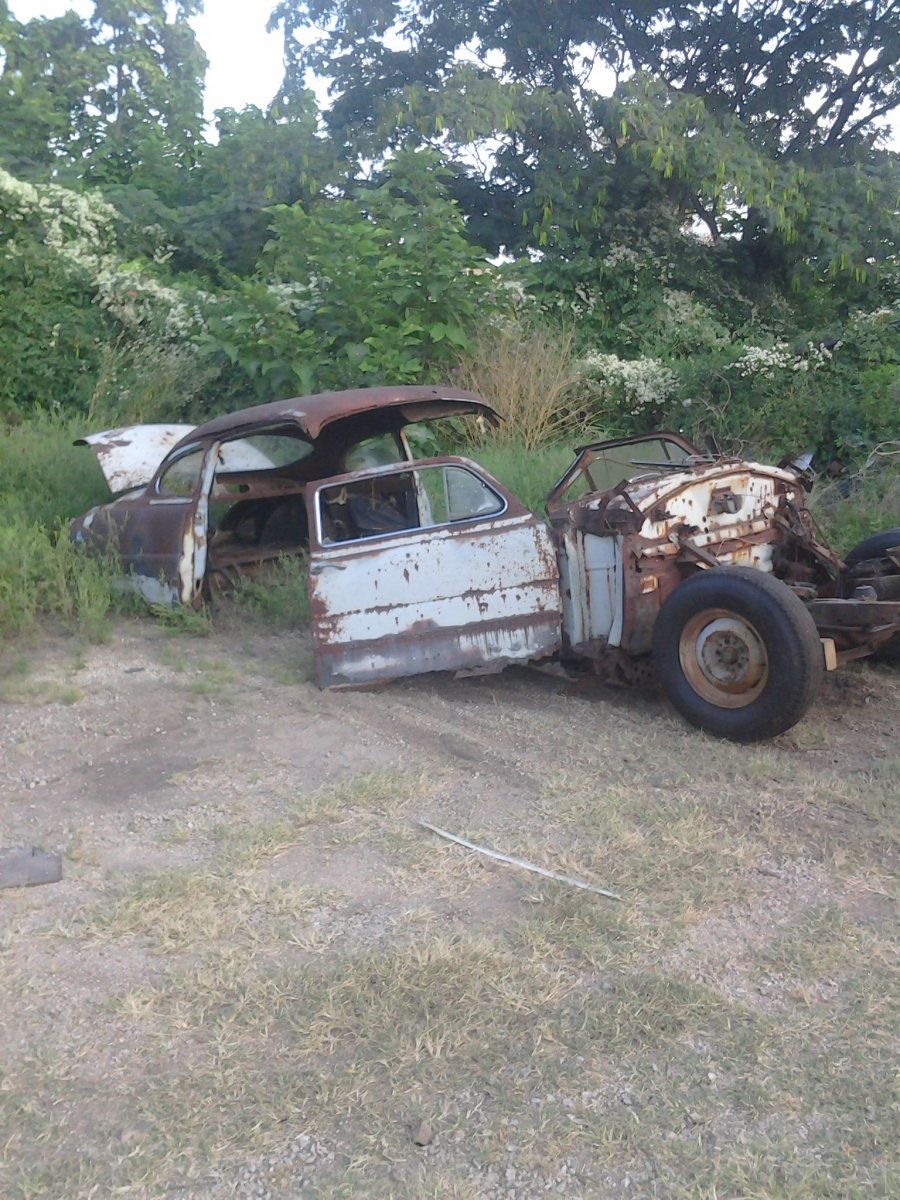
<box><xmin>454</xmin><ymin>319</ymin><xmax>588</xmax><ymax>450</ymax></box>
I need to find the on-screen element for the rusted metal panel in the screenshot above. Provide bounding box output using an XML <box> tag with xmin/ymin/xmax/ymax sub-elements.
<box><xmin>75</xmin><ymin>425</ymin><xmax>195</xmax><ymax>493</ymax></box>
<box><xmin>309</xmin><ymin>505</ymin><xmax>561</xmax><ymax>687</ymax></box>
<box><xmin>316</xmin><ymin>610</ymin><xmax>561</xmax><ymax>688</ymax></box>
<box><xmin>554</xmin><ymin>528</ymin><xmax>591</xmax><ymax>649</ymax></box>
<box><xmin>170</xmin><ymin>386</ymin><xmax>499</xmax><ymax>452</ymax></box>
<box><xmin>71</xmin><ymin>442</ymin><xmax>221</xmax><ymax>605</ymax></box>
<box><xmin>556</xmin><ymin>463</ymin><xmax>811</xmax><ymax>654</ymax></box>
<box><xmin>805</xmin><ymin>597</ymin><xmax>900</xmax><ymax>655</ymax></box>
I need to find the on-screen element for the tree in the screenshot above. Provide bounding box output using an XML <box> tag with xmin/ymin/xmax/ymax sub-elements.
<box><xmin>0</xmin><ymin>2</ymin><xmax>208</xmax><ymax>195</ymax></box>
<box><xmin>174</xmin><ymin>96</ymin><xmax>349</xmax><ymax>277</ymax></box>
<box><xmin>0</xmin><ymin>3</ymin><xmax>105</xmax><ymax>174</ymax></box>
<box><xmin>268</xmin><ymin>1</ymin><xmax>900</xmax><ymax>279</ymax></box>
<box><xmin>81</xmin><ymin>1</ymin><xmax>208</xmax><ymax>194</ymax></box>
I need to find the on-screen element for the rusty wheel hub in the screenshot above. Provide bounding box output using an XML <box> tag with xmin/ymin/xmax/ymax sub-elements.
<box><xmin>679</xmin><ymin>610</ymin><xmax>768</xmax><ymax>708</ymax></box>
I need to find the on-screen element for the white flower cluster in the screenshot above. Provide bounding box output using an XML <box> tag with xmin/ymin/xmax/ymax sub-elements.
<box><xmin>581</xmin><ymin>351</ymin><xmax>678</xmax><ymax>414</ymax></box>
<box><xmin>0</xmin><ymin>167</ymin><xmax>117</xmax><ymax>252</ymax></box>
<box><xmin>603</xmin><ymin>244</ymin><xmax>645</xmax><ymax>271</ymax></box>
<box><xmin>266</xmin><ymin>278</ymin><xmax>327</xmax><ymax>315</ymax></box>
<box><xmin>94</xmin><ymin>262</ymin><xmax>207</xmax><ymax>339</ymax></box>
<box><xmin>727</xmin><ymin>339</ymin><xmax>842</xmax><ymax>378</ymax></box>
<box><xmin>726</xmin><ymin>342</ymin><xmax>794</xmax><ymax>377</ymax></box>
<box><xmin>1</xmin><ymin>167</ymin><xmax>208</xmax><ymax>343</ymax></box>
<box><xmin>850</xmin><ymin>304</ymin><xmax>898</xmax><ymax>326</ymax></box>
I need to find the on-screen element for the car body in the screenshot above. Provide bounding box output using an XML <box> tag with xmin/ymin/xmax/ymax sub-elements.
<box><xmin>72</xmin><ymin>386</ymin><xmax>900</xmax><ymax>741</ymax></box>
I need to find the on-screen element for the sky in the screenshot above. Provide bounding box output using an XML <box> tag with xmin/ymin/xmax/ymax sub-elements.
<box><xmin>9</xmin><ymin>1</ymin><xmax>287</xmax><ymax>118</ymax></box>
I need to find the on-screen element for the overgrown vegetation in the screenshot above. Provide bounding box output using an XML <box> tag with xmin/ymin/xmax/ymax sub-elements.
<box><xmin>0</xmin><ymin>2</ymin><xmax>897</xmax><ymax>632</ymax></box>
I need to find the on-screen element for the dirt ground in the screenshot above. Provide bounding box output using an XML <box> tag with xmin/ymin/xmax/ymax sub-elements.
<box><xmin>1</xmin><ymin>620</ymin><xmax>897</xmax><ymax>1199</ymax></box>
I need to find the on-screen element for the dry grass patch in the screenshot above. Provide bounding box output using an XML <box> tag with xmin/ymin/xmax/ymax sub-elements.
<box><xmin>757</xmin><ymin>903</ymin><xmax>897</xmax><ymax>981</ymax></box>
<box><xmin>217</xmin><ymin>767</ymin><xmax>431</xmax><ymax>867</ymax></box>
<box><xmin>454</xmin><ymin>319</ymin><xmax>586</xmax><ymax>450</ymax></box>
<box><xmin>0</xmin><ymin>675</ymin><xmax>82</xmax><ymax>705</ymax></box>
<box><xmin>73</xmin><ymin>869</ymin><xmax>327</xmax><ymax>952</ymax></box>
<box><xmin>3</xmin><ymin>657</ymin><xmax>898</xmax><ymax>1199</ymax></box>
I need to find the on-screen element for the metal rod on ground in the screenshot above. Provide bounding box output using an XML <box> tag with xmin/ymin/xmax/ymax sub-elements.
<box><xmin>416</xmin><ymin>820</ymin><xmax>622</xmax><ymax>901</ymax></box>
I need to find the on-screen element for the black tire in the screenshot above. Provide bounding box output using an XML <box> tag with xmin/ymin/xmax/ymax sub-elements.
<box><xmin>652</xmin><ymin>567</ymin><xmax>823</xmax><ymax>742</ymax></box>
<box><xmin>844</xmin><ymin>527</ymin><xmax>900</xmax><ymax>565</ymax></box>
<box><xmin>845</xmin><ymin>527</ymin><xmax>900</xmax><ymax>664</ymax></box>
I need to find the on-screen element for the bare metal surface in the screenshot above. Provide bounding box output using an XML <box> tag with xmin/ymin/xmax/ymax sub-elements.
<box><xmin>75</xmin><ymin>425</ymin><xmax>196</xmax><ymax>493</ymax></box>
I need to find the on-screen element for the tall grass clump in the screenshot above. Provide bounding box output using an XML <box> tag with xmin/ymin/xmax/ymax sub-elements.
<box><xmin>228</xmin><ymin>554</ymin><xmax>311</xmax><ymax>628</ymax></box>
<box><xmin>454</xmin><ymin>318</ymin><xmax>589</xmax><ymax>451</ymax></box>
<box><xmin>0</xmin><ymin>514</ymin><xmax>118</xmax><ymax>638</ymax></box>
<box><xmin>810</xmin><ymin>447</ymin><xmax>900</xmax><ymax>556</ymax></box>
<box><xmin>1</xmin><ymin>411</ymin><xmax>110</xmax><ymax>528</ymax></box>
<box><xmin>0</xmin><ymin>413</ymin><xmax>118</xmax><ymax>638</ymax></box>
<box><xmin>472</xmin><ymin>441</ymin><xmax>581</xmax><ymax>514</ymax></box>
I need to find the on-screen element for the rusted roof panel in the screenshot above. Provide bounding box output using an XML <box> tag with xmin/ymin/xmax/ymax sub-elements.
<box><xmin>177</xmin><ymin>386</ymin><xmax>497</xmax><ymax>448</ymax></box>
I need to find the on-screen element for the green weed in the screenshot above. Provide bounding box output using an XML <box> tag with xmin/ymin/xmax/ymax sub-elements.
<box><xmin>226</xmin><ymin>553</ymin><xmax>311</xmax><ymax>628</ymax></box>
<box><xmin>148</xmin><ymin>601</ymin><xmax>213</xmax><ymax>635</ymax></box>
<box><xmin>810</xmin><ymin>458</ymin><xmax>900</xmax><ymax>556</ymax></box>
<box><xmin>468</xmin><ymin>440</ymin><xmax>579</xmax><ymax>513</ymax></box>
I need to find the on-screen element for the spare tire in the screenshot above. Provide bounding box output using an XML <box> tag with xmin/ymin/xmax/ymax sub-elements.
<box><xmin>844</xmin><ymin>526</ymin><xmax>900</xmax><ymax>663</ymax></box>
<box><xmin>844</xmin><ymin>527</ymin><xmax>900</xmax><ymax>565</ymax></box>
<box><xmin>653</xmin><ymin>566</ymin><xmax>823</xmax><ymax>742</ymax></box>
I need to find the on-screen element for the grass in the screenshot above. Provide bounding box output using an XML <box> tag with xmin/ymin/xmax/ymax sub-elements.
<box><xmin>468</xmin><ymin>438</ymin><xmax>580</xmax><ymax>514</ymax></box>
<box><xmin>226</xmin><ymin>553</ymin><xmax>312</xmax><ymax>628</ymax></box>
<box><xmin>213</xmin><ymin>767</ymin><xmax>430</xmax><ymax>866</ymax></box>
<box><xmin>75</xmin><ymin>868</ymin><xmax>327</xmax><ymax>953</ymax></box>
<box><xmin>6</xmin><ymin>692</ymin><xmax>895</xmax><ymax>1200</ymax></box>
<box><xmin>0</xmin><ymin>676</ymin><xmax>82</xmax><ymax>705</ymax></box>
<box><xmin>453</xmin><ymin>318</ymin><xmax>589</xmax><ymax>451</ymax></box>
<box><xmin>9</xmin><ymin>928</ymin><xmax>896</xmax><ymax>1197</ymax></box>
<box><xmin>0</xmin><ymin>413</ymin><xmax>118</xmax><ymax>638</ymax></box>
<box><xmin>810</xmin><ymin>454</ymin><xmax>900</xmax><ymax>555</ymax></box>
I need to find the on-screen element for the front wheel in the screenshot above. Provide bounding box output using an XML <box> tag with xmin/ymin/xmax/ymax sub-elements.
<box><xmin>652</xmin><ymin>567</ymin><xmax>823</xmax><ymax>742</ymax></box>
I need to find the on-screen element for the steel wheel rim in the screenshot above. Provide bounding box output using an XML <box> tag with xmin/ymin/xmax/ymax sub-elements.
<box><xmin>679</xmin><ymin>608</ymin><xmax>768</xmax><ymax>709</ymax></box>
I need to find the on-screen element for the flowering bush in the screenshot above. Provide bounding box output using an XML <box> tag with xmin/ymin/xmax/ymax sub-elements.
<box><xmin>580</xmin><ymin>350</ymin><xmax>679</xmax><ymax>430</ymax></box>
<box><xmin>0</xmin><ymin>167</ymin><xmax>215</xmax><ymax>413</ymax></box>
<box><xmin>725</xmin><ymin>339</ymin><xmax>842</xmax><ymax>379</ymax></box>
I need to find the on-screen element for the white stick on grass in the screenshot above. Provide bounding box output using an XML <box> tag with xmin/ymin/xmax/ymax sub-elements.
<box><xmin>416</xmin><ymin>821</ymin><xmax>622</xmax><ymax>901</ymax></box>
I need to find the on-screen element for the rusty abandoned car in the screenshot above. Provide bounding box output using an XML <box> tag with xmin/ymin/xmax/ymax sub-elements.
<box><xmin>71</xmin><ymin>385</ymin><xmax>900</xmax><ymax>742</ymax></box>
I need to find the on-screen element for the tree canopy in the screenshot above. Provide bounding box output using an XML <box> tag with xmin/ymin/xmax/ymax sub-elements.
<box><xmin>0</xmin><ymin>0</ymin><xmax>898</xmax><ymax>457</ymax></box>
<box><xmin>270</xmin><ymin>1</ymin><xmax>900</xmax><ymax>275</ymax></box>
